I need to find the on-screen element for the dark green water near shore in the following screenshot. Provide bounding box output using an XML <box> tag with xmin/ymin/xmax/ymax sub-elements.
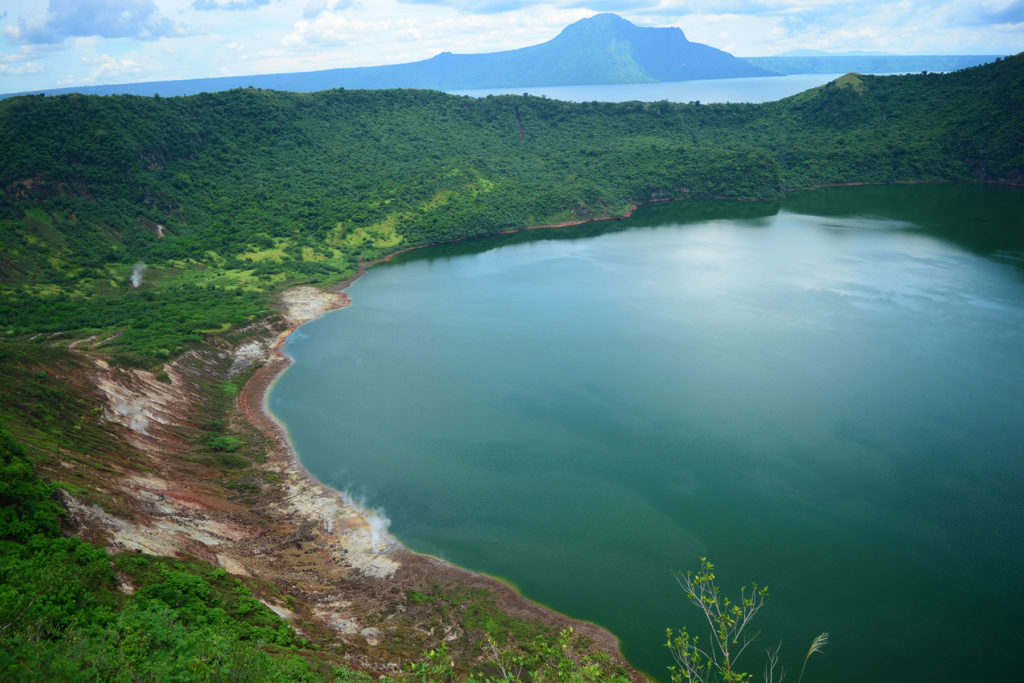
<box><xmin>270</xmin><ymin>184</ymin><xmax>1024</xmax><ymax>682</ymax></box>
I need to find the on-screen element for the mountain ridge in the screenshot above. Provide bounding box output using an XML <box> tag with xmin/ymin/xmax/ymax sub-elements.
<box><xmin>1</xmin><ymin>13</ymin><xmax>773</xmax><ymax>98</ymax></box>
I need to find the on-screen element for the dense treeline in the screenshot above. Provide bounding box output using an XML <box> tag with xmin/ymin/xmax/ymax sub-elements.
<box><xmin>1</xmin><ymin>55</ymin><xmax>1022</xmax><ymax>359</ymax></box>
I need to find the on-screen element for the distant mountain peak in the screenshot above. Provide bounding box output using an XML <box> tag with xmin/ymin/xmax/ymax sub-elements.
<box><xmin>556</xmin><ymin>13</ymin><xmax>688</xmax><ymax>42</ymax></box>
<box><xmin>2</xmin><ymin>12</ymin><xmax>774</xmax><ymax>98</ymax></box>
<box><xmin>569</xmin><ymin>13</ymin><xmax>634</xmax><ymax>28</ymax></box>
<box><xmin>527</xmin><ymin>13</ymin><xmax>767</xmax><ymax>84</ymax></box>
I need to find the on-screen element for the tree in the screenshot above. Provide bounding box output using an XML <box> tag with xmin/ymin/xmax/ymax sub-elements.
<box><xmin>665</xmin><ymin>557</ymin><xmax>827</xmax><ymax>683</ymax></box>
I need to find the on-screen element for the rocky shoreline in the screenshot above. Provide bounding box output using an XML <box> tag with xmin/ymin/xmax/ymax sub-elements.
<box><xmin>233</xmin><ymin>279</ymin><xmax>640</xmax><ymax>677</ymax></box>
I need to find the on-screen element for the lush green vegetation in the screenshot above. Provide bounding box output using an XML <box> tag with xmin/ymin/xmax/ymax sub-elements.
<box><xmin>1</xmin><ymin>54</ymin><xmax>1022</xmax><ymax>362</ymax></box>
<box><xmin>401</xmin><ymin>586</ymin><xmax>630</xmax><ymax>682</ymax></box>
<box><xmin>0</xmin><ymin>423</ymin><xmax>370</xmax><ymax>681</ymax></box>
<box><xmin>665</xmin><ymin>558</ymin><xmax>828</xmax><ymax>683</ymax></box>
<box><xmin>406</xmin><ymin>629</ymin><xmax>630</xmax><ymax>682</ymax></box>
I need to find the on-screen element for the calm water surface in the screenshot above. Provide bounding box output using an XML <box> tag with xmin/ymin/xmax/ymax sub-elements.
<box><xmin>270</xmin><ymin>185</ymin><xmax>1024</xmax><ymax>682</ymax></box>
<box><xmin>448</xmin><ymin>73</ymin><xmax>848</xmax><ymax>103</ymax></box>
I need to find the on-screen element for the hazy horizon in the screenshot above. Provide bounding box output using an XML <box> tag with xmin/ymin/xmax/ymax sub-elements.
<box><xmin>2</xmin><ymin>1</ymin><xmax>1021</xmax><ymax>94</ymax></box>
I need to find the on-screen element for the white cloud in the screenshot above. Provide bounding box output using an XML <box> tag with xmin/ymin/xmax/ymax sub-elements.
<box><xmin>193</xmin><ymin>0</ymin><xmax>271</xmax><ymax>11</ymax></box>
<box><xmin>0</xmin><ymin>60</ymin><xmax>45</xmax><ymax>75</ymax></box>
<box><xmin>283</xmin><ymin>14</ymin><xmax>390</xmax><ymax>48</ymax></box>
<box><xmin>303</xmin><ymin>0</ymin><xmax>329</xmax><ymax>19</ymax></box>
<box><xmin>81</xmin><ymin>52</ymin><xmax>146</xmax><ymax>82</ymax></box>
<box><xmin>399</xmin><ymin>0</ymin><xmax>541</xmax><ymax>12</ymax></box>
<box><xmin>6</xmin><ymin>0</ymin><xmax>182</xmax><ymax>45</ymax></box>
<box><xmin>280</xmin><ymin>3</ymin><xmax>589</xmax><ymax>67</ymax></box>
<box><xmin>302</xmin><ymin>0</ymin><xmax>358</xmax><ymax>19</ymax></box>
<box><xmin>0</xmin><ymin>41</ymin><xmax>63</xmax><ymax>76</ymax></box>
<box><xmin>972</xmin><ymin>0</ymin><xmax>1024</xmax><ymax>25</ymax></box>
<box><xmin>644</xmin><ymin>1</ymin><xmax>1024</xmax><ymax>54</ymax></box>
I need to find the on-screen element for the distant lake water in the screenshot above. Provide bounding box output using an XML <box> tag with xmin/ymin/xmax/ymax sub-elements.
<box><xmin>269</xmin><ymin>184</ymin><xmax>1024</xmax><ymax>682</ymax></box>
<box><xmin>448</xmin><ymin>73</ymin><xmax>850</xmax><ymax>103</ymax></box>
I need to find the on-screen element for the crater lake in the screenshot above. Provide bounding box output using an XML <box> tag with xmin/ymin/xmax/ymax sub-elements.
<box><xmin>269</xmin><ymin>183</ymin><xmax>1024</xmax><ymax>682</ymax></box>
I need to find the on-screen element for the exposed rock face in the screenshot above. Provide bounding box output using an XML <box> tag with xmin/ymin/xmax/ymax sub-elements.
<box><xmin>92</xmin><ymin>358</ymin><xmax>195</xmax><ymax>439</ymax></box>
<box><xmin>279</xmin><ymin>285</ymin><xmax>350</xmax><ymax>326</ymax></box>
<box><xmin>73</xmin><ymin>314</ymin><xmax>400</xmax><ymax>598</ymax></box>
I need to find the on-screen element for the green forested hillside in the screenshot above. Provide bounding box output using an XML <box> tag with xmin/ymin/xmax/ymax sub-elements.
<box><xmin>1</xmin><ymin>55</ymin><xmax>1022</xmax><ymax>362</ymax></box>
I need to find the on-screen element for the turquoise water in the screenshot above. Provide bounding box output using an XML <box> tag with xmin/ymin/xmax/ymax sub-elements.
<box><xmin>270</xmin><ymin>184</ymin><xmax>1024</xmax><ymax>682</ymax></box>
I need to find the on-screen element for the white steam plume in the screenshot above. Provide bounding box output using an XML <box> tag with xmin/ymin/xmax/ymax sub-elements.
<box><xmin>131</xmin><ymin>263</ymin><xmax>147</xmax><ymax>287</ymax></box>
<box><xmin>367</xmin><ymin>508</ymin><xmax>392</xmax><ymax>550</ymax></box>
<box><xmin>343</xmin><ymin>491</ymin><xmax>393</xmax><ymax>553</ymax></box>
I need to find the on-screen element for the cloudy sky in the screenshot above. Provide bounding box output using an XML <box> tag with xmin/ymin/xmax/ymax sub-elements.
<box><xmin>1</xmin><ymin>0</ymin><xmax>1022</xmax><ymax>93</ymax></box>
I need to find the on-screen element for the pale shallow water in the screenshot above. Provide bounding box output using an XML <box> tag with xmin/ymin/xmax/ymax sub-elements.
<box><xmin>270</xmin><ymin>184</ymin><xmax>1024</xmax><ymax>682</ymax></box>
<box><xmin>448</xmin><ymin>73</ymin><xmax>849</xmax><ymax>103</ymax></box>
